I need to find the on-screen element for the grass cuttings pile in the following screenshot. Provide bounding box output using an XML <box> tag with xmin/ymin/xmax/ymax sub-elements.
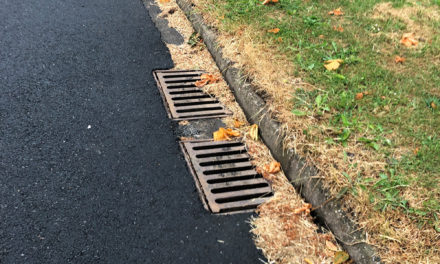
<box><xmin>151</xmin><ymin>0</ymin><xmax>344</xmax><ymax>262</ymax></box>
<box><xmin>189</xmin><ymin>0</ymin><xmax>440</xmax><ymax>262</ymax></box>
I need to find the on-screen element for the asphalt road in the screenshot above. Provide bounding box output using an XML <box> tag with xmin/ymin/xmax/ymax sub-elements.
<box><xmin>0</xmin><ymin>0</ymin><xmax>261</xmax><ymax>263</ymax></box>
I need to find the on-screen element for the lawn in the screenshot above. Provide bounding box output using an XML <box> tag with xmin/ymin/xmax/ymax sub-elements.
<box><xmin>192</xmin><ymin>0</ymin><xmax>440</xmax><ymax>262</ymax></box>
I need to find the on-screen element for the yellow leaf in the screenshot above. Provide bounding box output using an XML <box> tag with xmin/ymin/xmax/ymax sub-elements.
<box><xmin>159</xmin><ymin>0</ymin><xmax>171</xmax><ymax>3</ymax></box>
<box><xmin>249</xmin><ymin>124</ymin><xmax>259</xmax><ymax>141</ymax></box>
<box><xmin>326</xmin><ymin>240</ymin><xmax>339</xmax><ymax>251</ymax></box>
<box><xmin>267</xmin><ymin>28</ymin><xmax>280</xmax><ymax>34</ymax></box>
<box><xmin>324</xmin><ymin>59</ymin><xmax>343</xmax><ymax>71</ymax></box>
<box><xmin>333</xmin><ymin>251</ymin><xmax>350</xmax><ymax>264</ymax></box>
<box><xmin>213</xmin><ymin>128</ymin><xmax>240</xmax><ymax>141</ymax></box>
<box><xmin>304</xmin><ymin>258</ymin><xmax>314</xmax><ymax>264</ymax></box>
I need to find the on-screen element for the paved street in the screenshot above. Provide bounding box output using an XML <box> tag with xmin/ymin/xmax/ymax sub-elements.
<box><xmin>0</xmin><ymin>0</ymin><xmax>261</xmax><ymax>263</ymax></box>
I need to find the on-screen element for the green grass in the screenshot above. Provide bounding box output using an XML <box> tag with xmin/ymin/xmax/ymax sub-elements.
<box><xmin>208</xmin><ymin>0</ymin><xmax>440</xmax><ymax>228</ymax></box>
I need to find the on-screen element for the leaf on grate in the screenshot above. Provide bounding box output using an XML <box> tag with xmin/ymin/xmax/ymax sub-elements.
<box><xmin>213</xmin><ymin>127</ymin><xmax>240</xmax><ymax>141</ymax></box>
<box><xmin>333</xmin><ymin>251</ymin><xmax>350</xmax><ymax>264</ymax></box>
<box><xmin>195</xmin><ymin>74</ymin><xmax>220</xmax><ymax>87</ymax></box>
<box><xmin>249</xmin><ymin>124</ymin><xmax>259</xmax><ymax>141</ymax></box>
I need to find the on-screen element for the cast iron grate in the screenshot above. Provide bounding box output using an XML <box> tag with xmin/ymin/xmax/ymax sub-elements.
<box><xmin>180</xmin><ymin>140</ymin><xmax>273</xmax><ymax>214</ymax></box>
<box><xmin>153</xmin><ymin>70</ymin><xmax>232</xmax><ymax>120</ymax></box>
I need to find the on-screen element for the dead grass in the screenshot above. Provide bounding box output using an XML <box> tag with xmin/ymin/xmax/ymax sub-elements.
<box><xmin>163</xmin><ymin>0</ymin><xmax>440</xmax><ymax>263</ymax></box>
<box><xmin>151</xmin><ymin>0</ymin><xmax>343</xmax><ymax>262</ymax></box>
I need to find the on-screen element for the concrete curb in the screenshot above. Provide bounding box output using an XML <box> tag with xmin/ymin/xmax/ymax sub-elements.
<box><xmin>175</xmin><ymin>0</ymin><xmax>382</xmax><ymax>263</ymax></box>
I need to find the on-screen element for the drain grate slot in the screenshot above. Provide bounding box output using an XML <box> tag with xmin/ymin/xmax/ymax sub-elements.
<box><xmin>154</xmin><ymin>70</ymin><xmax>232</xmax><ymax>120</ymax></box>
<box><xmin>180</xmin><ymin>140</ymin><xmax>273</xmax><ymax>214</ymax></box>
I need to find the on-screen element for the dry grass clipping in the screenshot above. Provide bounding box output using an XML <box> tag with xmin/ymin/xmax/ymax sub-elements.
<box><xmin>173</xmin><ymin>0</ymin><xmax>440</xmax><ymax>263</ymax></box>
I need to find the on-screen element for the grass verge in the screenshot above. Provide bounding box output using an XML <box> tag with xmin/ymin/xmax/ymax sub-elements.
<box><xmin>190</xmin><ymin>0</ymin><xmax>440</xmax><ymax>262</ymax></box>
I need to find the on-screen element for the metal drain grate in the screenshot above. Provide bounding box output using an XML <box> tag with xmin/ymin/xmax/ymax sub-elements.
<box><xmin>153</xmin><ymin>70</ymin><xmax>232</xmax><ymax>120</ymax></box>
<box><xmin>180</xmin><ymin>140</ymin><xmax>273</xmax><ymax>214</ymax></box>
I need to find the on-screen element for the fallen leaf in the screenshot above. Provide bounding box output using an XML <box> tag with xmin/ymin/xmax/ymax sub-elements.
<box><xmin>249</xmin><ymin>124</ymin><xmax>259</xmax><ymax>141</ymax></box>
<box><xmin>381</xmin><ymin>96</ymin><xmax>386</xmax><ymax>100</ymax></box>
<box><xmin>304</xmin><ymin>258</ymin><xmax>314</xmax><ymax>264</ymax></box>
<box><xmin>179</xmin><ymin>120</ymin><xmax>189</xmax><ymax>126</ymax></box>
<box><xmin>400</xmin><ymin>33</ymin><xmax>418</xmax><ymax>47</ymax></box>
<box><xmin>394</xmin><ymin>56</ymin><xmax>406</xmax><ymax>64</ymax></box>
<box><xmin>333</xmin><ymin>251</ymin><xmax>350</xmax><ymax>264</ymax></box>
<box><xmin>159</xmin><ymin>0</ymin><xmax>171</xmax><ymax>3</ymax></box>
<box><xmin>262</xmin><ymin>0</ymin><xmax>278</xmax><ymax>5</ymax></box>
<box><xmin>213</xmin><ymin>127</ymin><xmax>240</xmax><ymax>141</ymax></box>
<box><xmin>326</xmin><ymin>240</ymin><xmax>339</xmax><ymax>251</ymax></box>
<box><xmin>195</xmin><ymin>73</ymin><xmax>220</xmax><ymax>87</ymax></box>
<box><xmin>431</xmin><ymin>102</ymin><xmax>437</xmax><ymax>109</ymax></box>
<box><xmin>277</xmin><ymin>37</ymin><xmax>283</xmax><ymax>42</ymax></box>
<box><xmin>333</xmin><ymin>25</ymin><xmax>344</xmax><ymax>32</ymax></box>
<box><xmin>234</xmin><ymin>119</ymin><xmax>245</xmax><ymax>128</ymax></box>
<box><xmin>267</xmin><ymin>28</ymin><xmax>280</xmax><ymax>34</ymax></box>
<box><xmin>293</xmin><ymin>203</ymin><xmax>312</xmax><ymax>215</ymax></box>
<box><xmin>319</xmin><ymin>35</ymin><xmax>325</xmax><ymax>39</ymax></box>
<box><xmin>324</xmin><ymin>59</ymin><xmax>343</xmax><ymax>71</ymax></box>
<box><xmin>328</xmin><ymin>8</ymin><xmax>344</xmax><ymax>16</ymax></box>
<box><xmin>413</xmin><ymin>147</ymin><xmax>419</xmax><ymax>155</ymax></box>
<box><xmin>264</xmin><ymin>161</ymin><xmax>281</xmax><ymax>174</ymax></box>
<box><xmin>355</xmin><ymin>93</ymin><xmax>364</xmax><ymax>100</ymax></box>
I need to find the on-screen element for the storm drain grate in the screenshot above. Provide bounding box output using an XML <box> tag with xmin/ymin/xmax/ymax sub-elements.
<box><xmin>153</xmin><ymin>70</ymin><xmax>232</xmax><ymax>120</ymax></box>
<box><xmin>180</xmin><ymin>140</ymin><xmax>273</xmax><ymax>214</ymax></box>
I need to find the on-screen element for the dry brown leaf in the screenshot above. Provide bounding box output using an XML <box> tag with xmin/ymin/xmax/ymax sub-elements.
<box><xmin>326</xmin><ymin>240</ymin><xmax>339</xmax><ymax>251</ymax></box>
<box><xmin>213</xmin><ymin>127</ymin><xmax>240</xmax><ymax>141</ymax></box>
<box><xmin>179</xmin><ymin>120</ymin><xmax>189</xmax><ymax>126</ymax></box>
<box><xmin>195</xmin><ymin>73</ymin><xmax>220</xmax><ymax>87</ymax></box>
<box><xmin>262</xmin><ymin>0</ymin><xmax>278</xmax><ymax>5</ymax></box>
<box><xmin>413</xmin><ymin>147</ymin><xmax>419</xmax><ymax>155</ymax></box>
<box><xmin>234</xmin><ymin>119</ymin><xmax>245</xmax><ymax>128</ymax></box>
<box><xmin>355</xmin><ymin>93</ymin><xmax>364</xmax><ymax>100</ymax></box>
<box><xmin>394</xmin><ymin>56</ymin><xmax>406</xmax><ymax>63</ymax></box>
<box><xmin>328</xmin><ymin>8</ymin><xmax>344</xmax><ymax>16</ymax></box>
<box><xmin>400</xmin><ymin>33</ymin><xmax>418</xmax><ymax>47</ymax></box>
<box><xmin>431</xmin><ymin>102</ymin><xmax>437</xmax><ymax>109</ymax></box>
<box><xmin>324</xmin><ymin>59</ymin><xmax>343</xmax><ymax>71</ymax></box>
<box><xmin>293</xmin><ymin>203</ymin><xmax>312</xmax><ymax>215</ymax></box>
<box><xmin>264</xmin><ymin>161</ymin><xmax>281</xmax><ymax>174</ymax></box>
<box><xmin>249</xmin><ymin>124</ymin><xmax>259</xmax><ymax>141</ymax></box>
<box><xmin>267</xmin><ymin>28</ymin><xmax>280</xmax><ymax>34</ymax></box>
<box><xmin>333</xmin><ymin>25</ymin><xmax>344</xmax><ymax>32</ymax></box>
<box><xmin>277</xmin><ymin>37</ymin><xmax>283</xmax><ymax>42</ymax></box>
<box><xmin>319</xmin><ymin>34</ymin><xmax>325</xmax><ymax>39</ymax></box>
